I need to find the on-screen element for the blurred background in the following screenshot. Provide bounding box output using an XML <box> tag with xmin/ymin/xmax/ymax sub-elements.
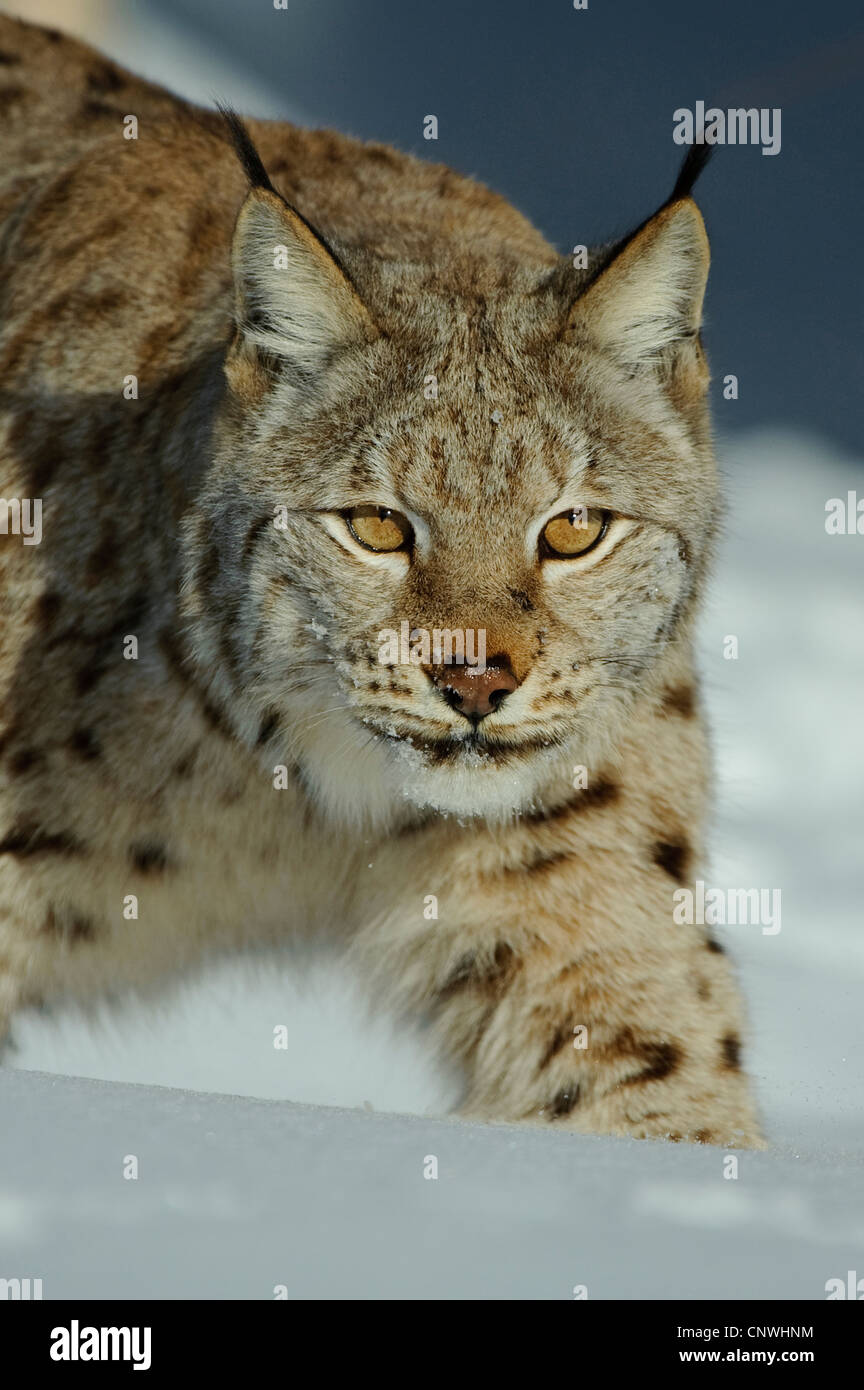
<box><xmin>4</xmin><ymin>1</ymin><xmax>863</xmax><ymax>1156</ymax></box>
<box><xmin>11</xmin><ymin>0</ymin><xmax>864</xmax><ymax>449</ymax></box>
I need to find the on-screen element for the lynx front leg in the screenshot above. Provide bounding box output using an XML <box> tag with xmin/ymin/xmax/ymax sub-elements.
<box><xmin>0</xmin><ymin>930</ymin><xmax>27</xmax><ymax>1061</ymax></box>
<box><xmin>0</xmin><ymin>887</ymin><xmax>59</xmax><ymax>1061</ymax></box>
<box><xmin>435</xmin><ymin>930</ymin><xmax>763</xmax><ymax>1146</ymax></box>
<box><xmin>371</xmin><ymin>813</ymin><xmax>766</xmax><ymax>1147</ymax></box>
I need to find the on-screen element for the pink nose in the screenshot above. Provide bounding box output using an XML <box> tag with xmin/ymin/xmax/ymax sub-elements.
<box><xmin>430</xmin><ymin>662</ymin><xmax>519</xmax><ymax>720</ymax></box>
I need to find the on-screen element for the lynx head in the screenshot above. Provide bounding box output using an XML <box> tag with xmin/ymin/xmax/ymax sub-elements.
<box><xmin>184</xmin><ymin>116</ymin><xmax>718</xmax><ymax>827</ymax></box>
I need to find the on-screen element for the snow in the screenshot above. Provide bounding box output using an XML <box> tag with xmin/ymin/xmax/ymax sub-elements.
<box><xmin>1</xmin><ymin>1069</ymin><xmax>862</xmax><ymax>1300</ymax></box>
<box><xmin>698</xmin><ymin>429</ymin><xmax>864</xmax><ymax>1150</ymax></box>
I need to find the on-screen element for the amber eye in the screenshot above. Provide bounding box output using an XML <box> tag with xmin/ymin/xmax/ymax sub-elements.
<box><xmin>346</xmin><ymin>505</ymin><xmax>413</xmax><ymax>553</ymax></box>
<box><xmin>540</xmin><ymin>507</ymin><xmax>609</xmax><ymax>559</ymax></box>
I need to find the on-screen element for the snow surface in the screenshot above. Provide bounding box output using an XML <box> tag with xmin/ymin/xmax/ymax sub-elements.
<box><xmin>1</xmin><ymin>1069</ymin><xmax>862</xmax><ymax>1300</ymax></box>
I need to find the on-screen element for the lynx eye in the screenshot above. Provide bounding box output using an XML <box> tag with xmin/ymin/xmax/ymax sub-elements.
<box><xmin>540</xmin><ymin>507</ymin><xmax>609</xmax><ymax>559</ymax></box>
<box><xmin>345</xmin><ymin>505</ymin><xmax>413</xmax><ymax>553</ymax></box>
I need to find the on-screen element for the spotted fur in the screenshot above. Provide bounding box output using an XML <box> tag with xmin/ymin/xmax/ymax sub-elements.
<box><xmin>0</xmin><ymin>16</ymin><xmax>763</xmax><ymax>1145</ymax></box>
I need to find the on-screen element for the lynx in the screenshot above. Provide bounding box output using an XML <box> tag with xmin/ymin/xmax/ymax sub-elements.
<box><xmin>0</xmin><ymin>15</ymin><xmax>763</xmax><ymax>1145</ymax></box>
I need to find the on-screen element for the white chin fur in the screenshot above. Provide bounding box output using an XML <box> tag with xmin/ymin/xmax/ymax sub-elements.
<box><xmin>395</xmin><ymin>747</ymin><xmax>562</xmax><ymax>820</ymax></box>
<box><xmin>289</xmin><ymin>707</ymin><xmax>570</xmax><ymax>829</ymax></box>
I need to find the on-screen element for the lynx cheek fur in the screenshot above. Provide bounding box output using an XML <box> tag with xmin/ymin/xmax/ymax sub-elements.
<box><xmin>0</xmin><ymin>15</ymin><xmax>762</xmax><ymax>1145</ymax></box>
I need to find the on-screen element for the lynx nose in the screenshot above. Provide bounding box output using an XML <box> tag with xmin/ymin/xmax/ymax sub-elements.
<box><xmin>431</xmin><ymin>661</ymin><xmax>519</xmax><ymax>722</ymax></box>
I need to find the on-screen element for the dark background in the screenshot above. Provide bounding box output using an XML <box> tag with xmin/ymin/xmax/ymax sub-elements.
<box><xmin>153</xmin><ymin>0</ymin><xmax>863</xmax><ymax>452</ymax></box>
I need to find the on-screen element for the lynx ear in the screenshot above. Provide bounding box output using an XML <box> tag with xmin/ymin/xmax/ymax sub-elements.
<box><xmin>571</xmin><ymin>198</ymin><xmax>709</xmax><ymax>370</ymax></box>
<box><xmin>218</xmin><ymin>107</ymin><xmax>376</xmax><ymax>383</ymax></box>
<box><xmin>230</xmin><ymin>185</ymin><xmax>377</xmax><ymax>373</ymax></box>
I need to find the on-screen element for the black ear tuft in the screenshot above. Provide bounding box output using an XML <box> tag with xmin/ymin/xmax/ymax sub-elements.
<box><xmin>581</xmin><ymin>140</ymin><xmax>714</xmax><ymax>292</ymax></box>
<box><xmin>668</xmin><ymin>142</ymin><xmax>713</xmax><ymax>205</ymax></box>
<box><xmin>216</xmin><ymin>101</ymin><xmax>350</xmax><ymax>271</ymax></box>
<box><xmin>217</xmin><ymin>102</ymin><xmax>275</xmax><ymax>194</ymax></box>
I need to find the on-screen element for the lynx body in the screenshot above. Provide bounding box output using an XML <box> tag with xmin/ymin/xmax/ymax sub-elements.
<box><xmin>0</xmin><ymin>15</ymin><xmax>762</xmax><ymax>1144</ymax></box>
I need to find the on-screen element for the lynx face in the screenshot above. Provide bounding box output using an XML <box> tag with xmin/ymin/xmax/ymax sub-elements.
<box><xmin>184</xmin><ymin>144</ymin><xmax>717</xmax><ymax>825</ymax></box>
